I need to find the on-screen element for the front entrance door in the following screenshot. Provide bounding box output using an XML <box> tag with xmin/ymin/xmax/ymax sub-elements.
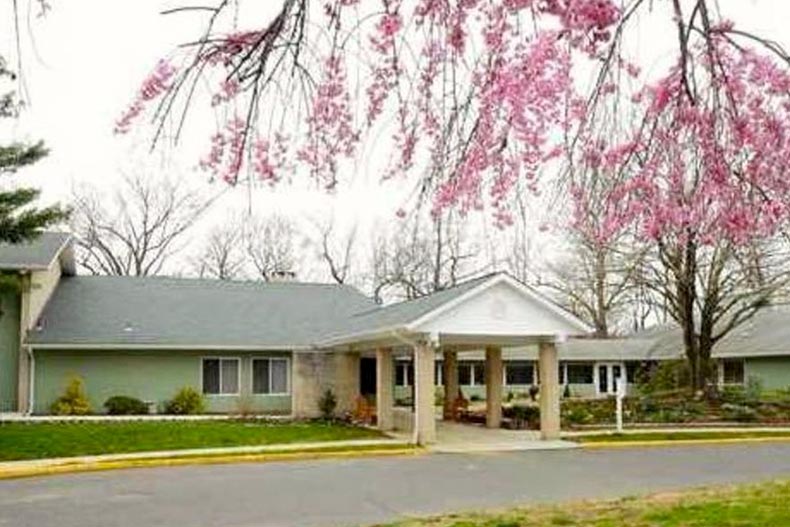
<box><xmin>360</xmin><ymin>357</ymin><xmax>377</xmax><ymax>396</ymax></box>
<box><xmin>596</xmin><ymin>362</ymin><xmax>625</xmax><ymax>396</ymax></box>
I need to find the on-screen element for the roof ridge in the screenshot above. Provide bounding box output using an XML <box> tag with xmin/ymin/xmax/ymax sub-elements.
<box><xmin>64</xmin><ymin>274</ymin><xmax>355</xmax><ymax>288</ymax></box>
<box><xmin>348</xmin><ymin>271</ymin><xmax>502</xmax><ymax>317</ymax></box>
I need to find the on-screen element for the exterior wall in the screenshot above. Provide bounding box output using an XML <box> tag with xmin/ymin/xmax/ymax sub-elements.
<box><xmin>17</xmin><ymin>262</ymin><xmax>63</xmax><ymax>412</ymax></box>
<box><xmin>0</xmin><ymin>290</ymin><xmax>20</xmax><ymax>412</ymax></box>
<box><xmin>333</xmin><ymin>351</ymin><xmax>360</xmax><ymax>415</ymax></box>
<box><xmin>33</xmin><ymin>349</ymin><xmax>292</xmax><ymax>415</ymax></box>
<box><xmin>291</xmin><ymin>351</ymin><xmax>335</xmax><ymax>418</ymax></box>
<box><xmin>745</xmin><ymin>357</ymin><xmax>790</xmax><ymax>391</ymax></box>
<box><xmin>27</xmin><ymin>263</ymin><xmax>62</xmax><ymax>328</ymax></box>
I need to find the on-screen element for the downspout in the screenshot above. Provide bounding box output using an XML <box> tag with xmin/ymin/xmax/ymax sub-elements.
<box><xmin>26</xmin><ymin>347</ymin><xmax>35</xmax><ymax>415</ymax></box>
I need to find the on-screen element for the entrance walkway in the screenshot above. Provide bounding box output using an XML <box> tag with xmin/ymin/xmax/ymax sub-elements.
<box><xmin>391</xmin><ymin>421</ymin><xmax>578</xmax><ymax>453</ymax></box>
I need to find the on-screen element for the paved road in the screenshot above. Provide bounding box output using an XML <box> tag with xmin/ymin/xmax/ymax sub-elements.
<box><xmin>1</xmin><ymin>443</ymin><xmax>790</xmax><ymax>527</ymax></box>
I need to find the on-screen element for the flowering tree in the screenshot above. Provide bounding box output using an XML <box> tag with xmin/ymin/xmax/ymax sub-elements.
<box><xmin>121</xmin><ymin>0</ymin><xmax>790</xmax><ymax>389</ymax></box>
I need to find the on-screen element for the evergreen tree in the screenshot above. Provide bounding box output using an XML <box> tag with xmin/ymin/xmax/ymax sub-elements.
<box><xmin>0</xmin><ymin>55</ymin><xmax>67</xmax><ymax>244</ymax></box>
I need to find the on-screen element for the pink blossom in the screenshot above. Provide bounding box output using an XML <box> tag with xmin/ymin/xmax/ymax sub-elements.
<box><xmin>114</xmin><ymin>60</ymin><xmax>177</xmax><ymax>134</ymax></box>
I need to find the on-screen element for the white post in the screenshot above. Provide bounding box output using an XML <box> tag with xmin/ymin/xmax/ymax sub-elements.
<box><xmin>615</xmin><ymin>376</ymin><xmax>626</xmax><ymax>433</ymax></box>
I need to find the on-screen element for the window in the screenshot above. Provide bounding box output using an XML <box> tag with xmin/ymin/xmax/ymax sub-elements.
<box><xmin>395</xmin><ymin>362</ymin><xmax>413</xmax><ymax>387</ymax></box>
<box><xmin>458</xmin><ymin>362</ymin><xmax>472</xmax><ymax>385</ymax></box>
<box><xmin>252</xmin><ymin>358</ymin><xmax>290</xmax><ymax>394</ymax></box>
<box><xmin>202</xmin><ymin>358</ymin><xmax>240</xmax><ymax>395</ymax></box>
<box><xmin>722</xmin><ymin>359</ymin><xmax>745</xmax><ymax>385</ymax></box>
<box><xmin>505</xmin><ymin>362</ymin><xmax>534</xmax><ymax>385</ymax></box>
<box><xmin>459</xmin><ymin>361</ymin><xmax>486</xmax><ymax>385</ymax></box>
<box><xmin>566</xmin><ymin>363</ymin><xmax>594</xmax><ymax>384</ymax></box>
<box><xmin>473</xmin><ymin>362</ymin><xmax>485</xmax><ymax>386</ymax></box>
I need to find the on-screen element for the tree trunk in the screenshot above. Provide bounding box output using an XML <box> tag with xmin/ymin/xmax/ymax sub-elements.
<box><xmin>676</xmin><ymin>236</ymin><xmax>703</xmax><ymax>391</ymax></box>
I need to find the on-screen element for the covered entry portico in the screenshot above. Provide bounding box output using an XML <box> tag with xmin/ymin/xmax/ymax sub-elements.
<box><xmin>320</xmin><ymin>273</ymin><xmax>591</xmax><ymax>445</ymax></box>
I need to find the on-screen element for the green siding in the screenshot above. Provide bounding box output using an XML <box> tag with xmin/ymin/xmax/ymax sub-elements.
<box><xmin>0</xmin><ymin>291</ymin><xmax>20</xmax><ymax>412</ymax></box>
<box><xmin>745</xmin><ymin>357</ymin><xmax>790</xmax><ymax>391</ymax></box>
<box><xmin>33</xmin><ymin>349</ymin><xmax>292</xmax><ymax>415</ymax></box>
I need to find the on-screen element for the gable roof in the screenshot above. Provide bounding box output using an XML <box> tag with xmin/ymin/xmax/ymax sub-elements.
<box><xmin>0</xmin><ymin>232</ymin><xmax>73</xmax><ymax>272</ymax></box>
<box><xmin>320</xmin><ymin>272</ymin><xmax>592</xmax><ymax>346</ymax></box>
<box><xmin>29</xmin><ymin>275</ymin><xmax>376</xmax><ymax>349</ymax></box>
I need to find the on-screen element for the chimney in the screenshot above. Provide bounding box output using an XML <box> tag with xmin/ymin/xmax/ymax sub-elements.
<box><xmin>269</xmin><ymin>270</ymin><xmax>296</xmax><ymax>283</ymax></box>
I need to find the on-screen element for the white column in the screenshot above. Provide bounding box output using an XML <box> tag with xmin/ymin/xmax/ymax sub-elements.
<box><xmin>376</xmin><ymin>348</ymin><xmax>394</xmax><ymax>430</ymax></box>
<box><xmin>485</xmin><ymin>346</ymin><xmax>503</xmax><ymax>429</ymax></box>
<box><xmin>413</xmin><ymin>341</ymin><xmax>436</xmax><ymax>445</ymax></box>
<box><xmin>539</xmin><ymin>340</ymin><xmax>561</xmax><ymax>440</ymax></box>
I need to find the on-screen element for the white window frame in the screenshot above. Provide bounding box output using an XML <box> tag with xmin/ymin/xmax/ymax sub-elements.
<box><xmin>251</xmin><ymin>357</ymin><xmax>291</xmax><ymax>395</ymax></box>
<box><xmin>719</xmin><ymin>359</ymin><xmax>745</xmax><ymax>386</ymax></box>
<box><xmin>201</xmin><ymin>357</ymin><xmax>241</xmax><ymax>396</ymax></box>
<box><xmin>396</xmin><ymin>361</ymin><xmax>412</xmax><ymax>387</ymax></box>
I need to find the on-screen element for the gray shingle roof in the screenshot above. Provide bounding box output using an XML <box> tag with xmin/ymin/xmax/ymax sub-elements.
<box><xmin>320</xmin><ymin>273</ymin><xmax>496</xmax><ymax>342</ymax></box>
<box><xmin>0</xmin><ymin>232</ymin><xmax>71</xmax><ymax>271</ymax></box>
<box><xmin>29</xmin><ymin>276</ymin><xmax>376</xmax><ymax>348</ymax></box>
<box><xmin>554</xmin><ymin>305</ymin><xmax>790</xmax><ymax>361</ymax></box>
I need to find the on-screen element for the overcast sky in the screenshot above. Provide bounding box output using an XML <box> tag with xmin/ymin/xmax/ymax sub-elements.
<box><xmin>0</xmin><ymin>0</ymin><xmax>788</xmax><ymax>282</ymax></box>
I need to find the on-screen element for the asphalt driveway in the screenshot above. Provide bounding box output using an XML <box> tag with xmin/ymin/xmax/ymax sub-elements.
<box><xmin>1</xmin><ymin>443</ymin><xmax>789</xmax><ymax>527</ymax></box>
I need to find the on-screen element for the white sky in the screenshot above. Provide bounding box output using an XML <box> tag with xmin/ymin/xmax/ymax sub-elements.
<box><xmin>1</xmin><ymin>0</ymin><xmax>789</xmax><ymax>282</ymax></box>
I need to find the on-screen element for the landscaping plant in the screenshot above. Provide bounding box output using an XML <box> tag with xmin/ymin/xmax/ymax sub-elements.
<box><xmin>50</xmin><ymin>376</ymin><xmax>92</xmax><ymax>416</ymax></box>
<box><xmin>164</xmin><ymin>387</ymin><xmax>205</xmax><ymax>415</ymax></box>
<box><xmin>318</xmin><ymin>389</ymin><xmax>337</xmax><ymax>420</ymax></box>
<box><xmin>104</xmin><ymin>395</ymin><xmax>148</xmax><ymax>415</ymax></box>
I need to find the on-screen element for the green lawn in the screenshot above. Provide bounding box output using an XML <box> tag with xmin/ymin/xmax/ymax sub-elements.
<box><xmin>377</xmin><ymin>480</ymin><xmax>790</xmax><ymax>527</ymax></box>
<box><xmin>574</xmin><ymin>430</ymin><xmax>790</xmax><ymax>443</ymax></box>
<box><xmin>0</xmin><ymin>420</ymin><xmax>384</xmax><ymax>461</ymax></box>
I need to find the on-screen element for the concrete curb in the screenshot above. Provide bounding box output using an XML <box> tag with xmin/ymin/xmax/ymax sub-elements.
<box><xmin>581</xmin><ymin>436</ymin><xmax>790</xmax><ymax>449</ymax></box>
<box><xmin>0</xmin><ymin>441</ymin><xmax>419</xmax><ymax>480</ymax></box>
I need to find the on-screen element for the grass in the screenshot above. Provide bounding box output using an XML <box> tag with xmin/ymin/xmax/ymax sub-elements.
<box><xmin>573</xmin><ymin>430</ymin><xmax>790</xmax><ymax>443</ymax></box>
<box><xmin>0</xmin><ymin>420</ymin><xmax>385</xmax><ymax>461</ymax></box>
<box><xmin>376</xmin><ymin>480</ymin><xmax>790</xmax><ymax>527</ymax></box>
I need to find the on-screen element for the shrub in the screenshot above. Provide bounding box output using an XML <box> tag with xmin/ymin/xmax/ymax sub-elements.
<box><xmin>529</xmin><ymin>384</ymin><xmax>540</xmax><ymax>401</ymax></box>
<box><xmin>562</xmin><ymin>384</ymin><xmax>571</xmax><ymax>399</ymax></box>
<box><xmin>470</xmin><ymin>393</ymin><xmax>483</xmax><ymax>402</ymax></box>
<box><xmin>50</xmin><ymin>376</ymin><xmax>92</xmax><ymax>415</ymax></box>
<box><xmin>721</xmin><ymin>403</ymin><xmax>758</xmax><ymax>422</ymax></box>
<box><xmin>164</xmin><ymin>387</ymin><xmax>205</xmax><ymax>415</ymax></box>
<box><xmin>637</xmin><ymin>360</ymin><xmax>691</xmax><ymax>394</ymax></box>
<box><xmin>745</xmin><ymin>375</ymin><xmax>764</xmax><ymax>404</ymax></box>
<box><xmin>504</xmin><ymin>404</ymin><xmax>540</xmax><ymax>429</ymax></box>
<box><xmin>104</xmin><ymin>395</ymin><xmax>148</xmax><ymax>415</ymax></box>
<box><xmin>720</xmin><ymin>385</ymin><xmax>745</xmax><ymax>402</ymax></box>
<box><xmin>434</xmin><ymin>387</ymin><xmax>445</xmax><ymax>407</ymax></box>
<box><xmin>318</xmin><ymin>389</ymin><xmax>337</xmax><ymax>420</ymax></box>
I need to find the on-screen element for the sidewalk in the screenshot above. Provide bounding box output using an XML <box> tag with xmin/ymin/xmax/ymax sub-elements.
<box><xmin>562</xmin><ymin>426</ymin><xmax>790</xmax><ymax>437</ymax></box>
<box><xmin>0</xmin><ymin>438</ymin><xmax>415</xmax><ymax>480</ymax></box>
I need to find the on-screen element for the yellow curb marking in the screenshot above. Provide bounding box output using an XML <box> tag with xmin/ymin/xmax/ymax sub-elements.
<box><xmin>581</xmin><ymin>436</ymin><xmax>790</xmax><ymax>449</ymax></box>
<box><xmin>0</xmin><ymin>447</ymin><xmax>422</xmax><ymax>481</ymax></box>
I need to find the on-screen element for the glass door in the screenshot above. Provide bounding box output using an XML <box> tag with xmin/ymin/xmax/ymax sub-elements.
<box><xmin>596</xmin><ymin>363</ymin><xmax>625</xmax><ymax>396</ymax></box>
<box><xmin>597</xmin><ymin>365</ymin><xmax>609</xmax><ymax>395</ymax></box>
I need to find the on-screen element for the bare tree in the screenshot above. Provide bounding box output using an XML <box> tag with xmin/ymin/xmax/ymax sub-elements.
<box><xmin>191</xmin><ymin>223</ymin><xmax>245</xmax><ymax>280</ymax></box>
<box><xmin>312</xmin><ymin>216</ymin><xmax>357</xmax><ymax>285</ymax></box>
<box><xmin>71</xmin><ymin>174</ymin><xmax>209</xmax><ymax>276</ymax></box>
<box><xmin>542</xmin><ymin>234</ymin><xmax>645</xmax><ymax>338</ymax></box>
<box><xmin>637</xmin><ymin>235</ymin><xmax>790</xmax><ymax>390</ymax></box>
<box><xmin>243</xmin><ymin>214</ymin><xmax>297</xmax><ymax>281</ymax></box>
<box><xmin>371</xmin><ymin>211</ymin><xmax>479</xmax><ymax>304</ymax></box>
